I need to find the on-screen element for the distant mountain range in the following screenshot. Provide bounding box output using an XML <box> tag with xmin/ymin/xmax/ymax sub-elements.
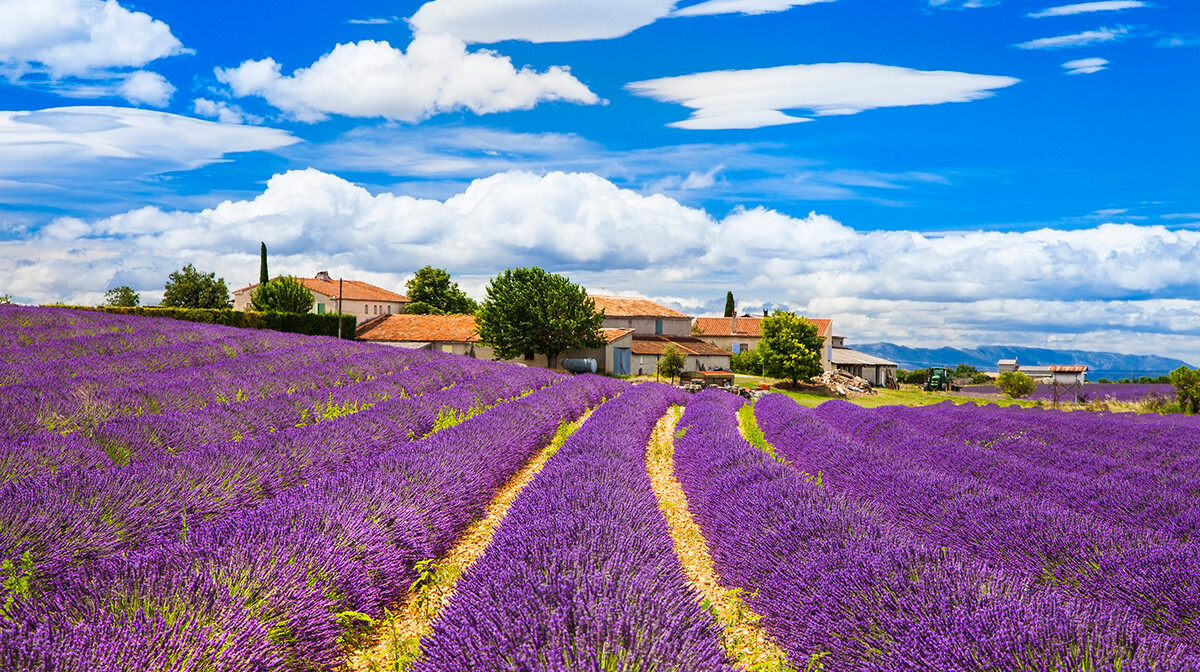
<box><xmin>851</xmin><ymin>343</ymin><xmax>1193</xmax><ymax>379</ymax></box>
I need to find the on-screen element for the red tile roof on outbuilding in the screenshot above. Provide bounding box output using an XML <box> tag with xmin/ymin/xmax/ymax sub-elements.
<box><xmin>693</xmin><ymin>316</ymin><xmax>831</xmax><ymax>338</ymax></box>
<box><xmin>356</xmin><ymin>314</ymin><xmax>478</xmax><ymax>342</ymax></box>
<box><xmin>630</xmin><ymin>335</ymin><xmax>731</xmax><ymax>357</ymax></box>
<box><xmin>235</xmin><ymin>275</ymin><xmax>409</xmax><ymax>303</ymax></box>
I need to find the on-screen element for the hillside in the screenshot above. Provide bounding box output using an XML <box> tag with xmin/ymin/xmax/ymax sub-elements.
<box><xmin>851</xmin><ymin>342</ymin><xmax>1193</xmax><ymax>379</ymax></box>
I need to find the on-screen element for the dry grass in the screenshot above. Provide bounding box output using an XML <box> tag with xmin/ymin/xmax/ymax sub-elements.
<box><xmin>646</xmin><ymin>407</ymin><xmax>795</xmax><ymax>671</ymax></box>
<box><xmin>347</xmin><ymin>410</ymin><xmax>593</xmax><ymax>672</ymax></box>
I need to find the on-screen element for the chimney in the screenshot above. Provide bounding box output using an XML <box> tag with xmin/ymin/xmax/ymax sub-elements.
<box><xmin>315</xmin><ymin>271</ymin><xmax>332</xmax><ymax>282</ymax></box>
<box><xmin>763</xmin><ymin>309</ymin><xmax>768</xmax><ymax>317</ymax></box>
<box><xmin>730</xmin><ymin>311</ymin><xmax>738</xmax><ymax>336</ymax></box>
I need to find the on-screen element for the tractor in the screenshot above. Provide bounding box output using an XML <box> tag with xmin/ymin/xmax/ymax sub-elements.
<box><xmin>924</xmin><ymin>365</ymin><xmax>956</xmax><ymax>392</ymax></box>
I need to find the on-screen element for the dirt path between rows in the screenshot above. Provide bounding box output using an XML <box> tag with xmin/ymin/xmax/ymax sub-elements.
<box><xmin>645</xmin><ymin>407</ymin><xmax>794</xmax><ymax>671</ymax></box>
<box><xmin>347</xmin><ymin>409</ymin><xmax>593</xmax><ymax>671</ymax></box>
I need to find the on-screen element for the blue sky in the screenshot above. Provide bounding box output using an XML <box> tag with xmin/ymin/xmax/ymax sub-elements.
<box><xmin>1</xmin><ymin>0</ymin><xmax>1198</xmax><ymax>362</ymax></box>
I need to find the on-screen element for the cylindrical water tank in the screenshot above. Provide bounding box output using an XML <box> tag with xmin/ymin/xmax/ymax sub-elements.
<box><xmin>562</xmin><ymin>358</ymin><xmax>597</xmax><ymax>374</ymax></box>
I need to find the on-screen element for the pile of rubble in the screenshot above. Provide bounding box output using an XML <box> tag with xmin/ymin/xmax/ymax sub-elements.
<box><xmin>810</xmin><ymin>370</ymin><xmax>876</xmax><ymax>396</ymax></box>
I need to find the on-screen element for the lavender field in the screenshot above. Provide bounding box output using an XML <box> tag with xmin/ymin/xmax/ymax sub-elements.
<box><xmin>1</xmin><ymin>305</ymin><xmax>1198</xmax><ymax>671</ymax></box>
<box><xmin>959</xmin><ymin>382</ymin><xmax>1176</xmax><ymax>403</ymax></box>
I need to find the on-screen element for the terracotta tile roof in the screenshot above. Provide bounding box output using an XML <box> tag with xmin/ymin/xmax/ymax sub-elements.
<box><xmin>630</xmin><ymin>335</ymin><xmax>731</xmax><ymax>357</ymax></box>
<box><xmin>234</xmin><ymin>275</ymin><xmax>409</xmax><ymax>303</ymax></box>
<box><xmin>693</xmin><ymin>315</ymin><xmax>832</xmax><ymax>338</ymax></box>
<box><xmin>1049</xmin><ymin>365</ymin><xmax>1088</xmax><ymax>372</ymax></box>
<box><xmin>356</xmin><ymin>314</ymin><xmax>478</xmax><ymax>343</ymax></box>
<box><xmin>590</xmin><ymin>295</ymin><xmax>690</xmax><ymax>320</ymax></box>
<box><xmin>601</xmin><ymin>328</ymin><xmax>636</xmax><ymax>343</ymax></box>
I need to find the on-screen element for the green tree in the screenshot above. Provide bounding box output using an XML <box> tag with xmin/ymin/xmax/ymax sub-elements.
<box><xmin>161</xmin><ymin>264</ymin><xmax>231</xmax><ymax>309</ymax></box>
<box><xmin>724</xmin><ymin>291</ymin><xmax>735</xmax><ymax>318</ymax></box>
<box><xmin>405</xmin><ymin>266</ymin><xmax>478</xmax><ymax>314</ymax></box>
<box><xmin>729</xmin><ymin>348</ymin><xmax>762</xmax><ymax>375</ymax></box>
<box><xmin>103</xmin><ymin>286</ymin><xmax>140</xmax><ymax>307</ymax></box>
<box><xmin>1169</xmin><ymin>366</ymin><xmax>1200</xmax><ymax>414</ymax></box>
<box><xmin>250</xmin><ymin>276</ymin><xmax>315</xmax><ymax>313</ymax></box>
<box><xmin>259</xmin><ymin>242</ymin><xmax>269</xmax><ymax>285</ymax></box>
<box><xmin>475</xmin><ymin>267</ymin><xmax>605</xmax><ymax>369</ymax></box>
<box><xmin>996</xmin><ymin>371</ymin><xmax>1036</xmax><ymax>398</ymax></box>
<box><xmin>657</xmin><ymin>343</ymin><xmax>686</xmax><ymax>383</ymax></box>
<box><xmin>951</xmin><ymin>363</ymin><xmax>991</xmax><ymax>385</ymax></box>
<box><xmin>759</xmin><ymin>310</ymin><xmax>824</xmax><ymax>387</ymax></box>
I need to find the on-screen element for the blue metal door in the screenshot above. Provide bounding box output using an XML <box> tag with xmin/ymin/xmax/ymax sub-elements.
<box><xmin>613</xmin><ymin>347</ymin><xmax>631</xmax><ymax>376</ymax></box>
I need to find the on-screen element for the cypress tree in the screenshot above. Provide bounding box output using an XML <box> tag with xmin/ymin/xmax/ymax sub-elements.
<box><xmin>724</xmin><ymin>291</ymin><xmax>735</xmax><ymax>318</ymax></box>
<box><xmin>259</xmin><ymin>242</ymin><xmax>269</xmax><ymax>285</ymax></box>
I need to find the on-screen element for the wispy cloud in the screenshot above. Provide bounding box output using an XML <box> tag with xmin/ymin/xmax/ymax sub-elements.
<box><xmin>671</xmin><ymin>0</ymin><xmax>834</xmax><ymax>18</ymax></box>
<box><xmin>626</xmin><ymin>62</ymin><xmax>1018</xmax><ymax>130</ymax></box>
<box><xmin>408</xmin><ymin>0</ymin><xmax>676</xmax><ymax>43</ymax></box>
<box><xmin>347</xmin><ymin>16</ymin><xmax>399</xmax><ymax>25</ymax></box>
<box><xmin>926</xmin><ymin>0</ymin><xmax>999</xmax><ymax>9</ymax></box>
<box><xmin>408</xmin><ymin>0</ymin><xmax>831</xmax><ymax>44</ymax></box>
<box><xmin>1027</xmin><ymin>1</ymin><xmax>1147</xmax><ymax>18</ymax></box>
<box><xmin>1015</xmin><ymin>25</ymin><xmax>1131</xmax><ymax>49</ymax></box>
<box><xmin>1063</xmin><ymin>57</ymin><xmax>1108</xmax><ymax>74</ymax></box>
<box><xmin>1156</xmin><ymin>35</ymin><xmax>1200</xmax><ymax>48</ymax></box>
<box><xmin>215</xmin><ymin>34</ymin><xmax>599</xmax><ymax>123</ymax></box>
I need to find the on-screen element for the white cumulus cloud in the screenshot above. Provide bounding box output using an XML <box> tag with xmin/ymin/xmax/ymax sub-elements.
<box><xmin>1028</xmin><ymin>1</ymin><xmax>1147</xmax><ymax>18</ymax></box>
<box><xmin>1063</xmin><ymin>57</ymin><xmax>1109</xmax><ymax>74</ymax></box>
<box><xmin>0</xmin><ymin>0</ymin><xmax>187</xmax><ymax>105</ymax></box>
<box><xmin>7</xmin><ymin>168</ymin><xmax>1200</xmax><ymax>363</ymax></box>
<box><xmin>626</xmin><ymin>62</ymin><xmax>1019</xmax><ymax>130</ymax></box>
<box><xmin>1015</xmin><ymin>26</ymin><xmax>1131</xmax><ymax>49</ymax></box>
<box><xmin>215</xmin><ymin>34</ymin><xmax>599</xmax><ymax>123</ymax></box>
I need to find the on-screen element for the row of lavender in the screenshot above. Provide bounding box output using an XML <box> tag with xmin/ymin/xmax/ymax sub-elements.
<box><xmin>415</xmin><ymin>383</ymin><xmax>737</xmax><ymax>671</ymax></box>
<box><xmin>0</xmin><ymin>306</ymin><xmax>627</xmax><ymax>669</ymax></box>
<box><xmin>717</xmin><ymin>393</ymin><xmax>1199</xmax><ymax>667</ymax></box>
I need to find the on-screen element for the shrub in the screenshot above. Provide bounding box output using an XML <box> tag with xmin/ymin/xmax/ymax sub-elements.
<box><xmin>996</xmin><ymin>371</ymin><xmax>1036</xmax><ymax>398</ymax></box>
<box><xmin>729</xmin><ymin>348</ymin><xmax>762</xmax><ymax>375</ymax></box>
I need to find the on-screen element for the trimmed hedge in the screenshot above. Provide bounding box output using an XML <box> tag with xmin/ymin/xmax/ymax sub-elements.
<box><xmin>47</xmin><ymin>305</ymin><xmax>358</xmax><ymax>339</ymax></box>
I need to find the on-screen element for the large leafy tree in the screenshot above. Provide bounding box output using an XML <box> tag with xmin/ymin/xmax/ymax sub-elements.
<box><xmin>759</xmin><ymin>310</ymin><xmax>824</xmax><ymax>387</ymax></box>
<box><xmin>250</xmin><ymin>276</ymin><xmax>315</xmax><ymax>313</ymax></box>
<box><xmin>405</xmin><ymin>266</ymin><xmax>478</xmax><ymax>314</ymax></box>
<box><xmin>161</xmin><ymin>264</ymin><xmax>231</xmax><ymax>309</ymax></box>
<box><xmin>475</xmin><ymin>267</ymin><xmax>604</xmax><ymax>368</ymax></box>
<box><xmin>103</xmin><ymin>286</ymin><xmax>140</xmax><ymax>307</ymax></box>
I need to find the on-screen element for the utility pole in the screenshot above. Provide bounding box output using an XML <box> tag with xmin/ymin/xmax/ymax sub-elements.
<box><xmin>337</xmin><ymin>277</ymin><xmax>344</xmax><ymax>339</ymax></box>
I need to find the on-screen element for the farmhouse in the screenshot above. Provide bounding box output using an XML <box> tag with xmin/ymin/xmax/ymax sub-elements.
<box><xmin>356</xmin><ymin>313</ymin><xmax>636</xmax><ymax>375</ymax></box>
<box><xmin>233</xmin><ymin>271</ymin><xmax>409</xmax><ymax>317</ymax></box>
<box><xmin>694</xmin><ymin>314</ymin><xmax>835</xmax><ymax>372</ymax></box>
<box><xmin>592</xmin><ymin>295</ymin><xmax>731</xmax><ymax>373</ymax></box>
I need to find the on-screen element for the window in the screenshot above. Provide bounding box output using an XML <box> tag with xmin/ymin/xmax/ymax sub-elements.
<box><xmin>387</xmin><ymin>305</ymin><xmax>392</xmax><ymax>314</ymax></box>
<box><xmin>316</xmin><ymin>303</ymin><xmax>325</xmax><ymax>314</ymax></box>
<box><xmin>363</xmin><ymin>305</ymin><xmax>368</xmax><ymax>314</ymax></box>
<box><xmin>655</xmin><ymin>319</ymin><xmax>663</xmax><ymax>335</ymax></box>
